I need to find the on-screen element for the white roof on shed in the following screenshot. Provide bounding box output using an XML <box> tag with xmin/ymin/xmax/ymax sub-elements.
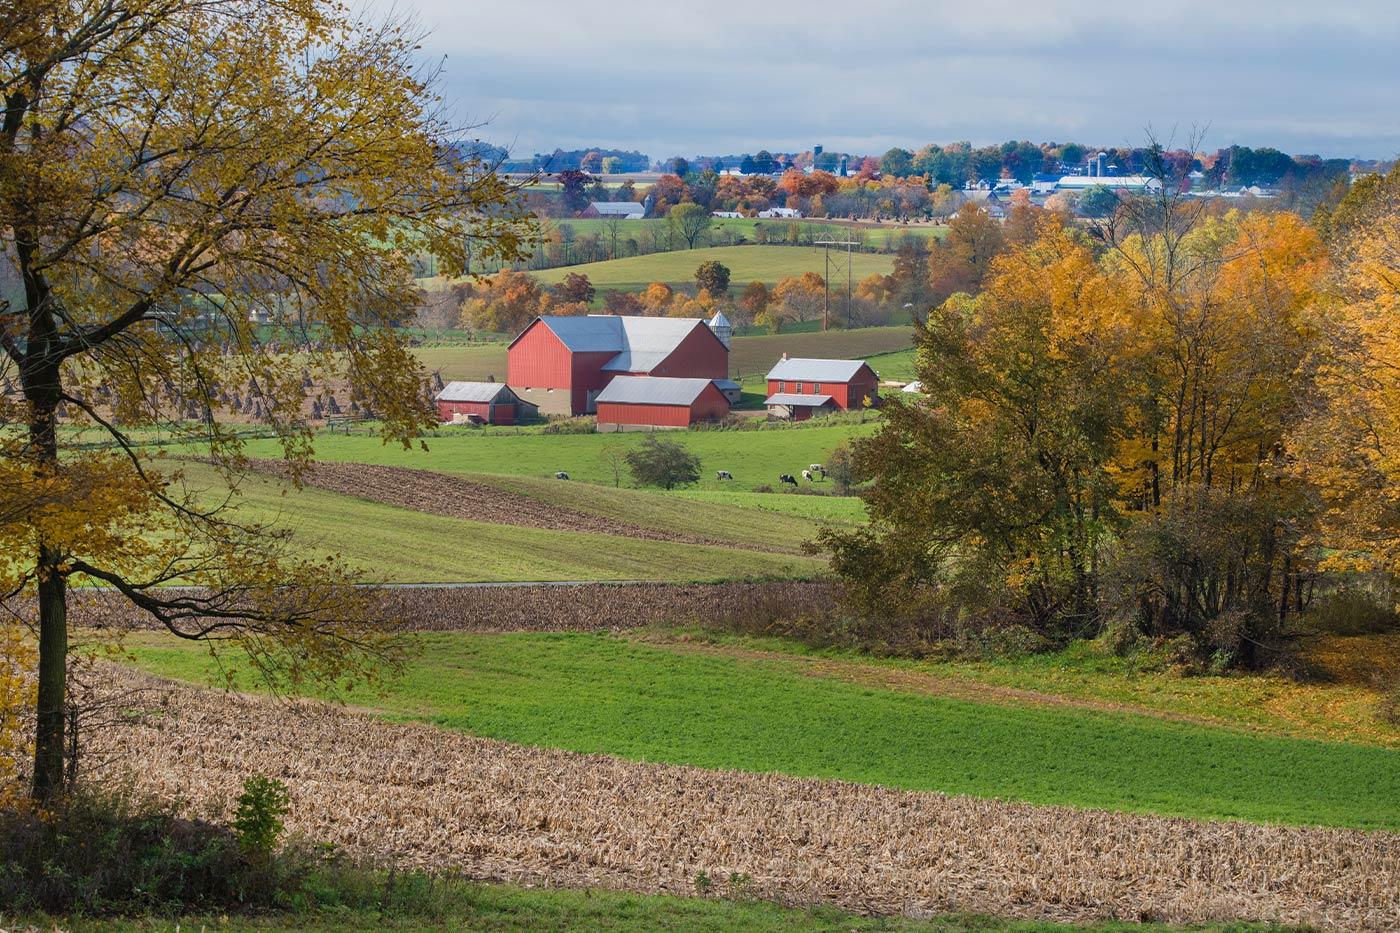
<box><xmin>436</xmin><ymin>381</ymin><xmax>513</xmax><ymax>403</ymax></box>
<box><xmin>765</xmin><ymin>393</ymin><xmax>834</xmax><ymax>407</ymax></box>
<box><xmin>766</xmin><ymin>358</ymin><xmax>869</xmax><ymax>382</ymax></box>
<box><xmin>596</xmin><ymin>376</ymin><xmax>716</xmax><ymax>406</ymax></box>
<box><xmin>589</xmin><ymin>201</ymin><xmax>645</xmax><ymax>215</ymax></box>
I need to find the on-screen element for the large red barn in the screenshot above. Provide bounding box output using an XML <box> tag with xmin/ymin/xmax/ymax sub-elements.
<box><xmin>507</xmin><ymin>315</ymin><xmax>729</xmax><ymax>416</ymax></box>
<box><xmin>594</xmin><ymin>376</ymin><xmax>730</xmax><ymax>432</ymax></box>
<box><xmin>764</xmin><ymin>357</ymin><xmax>880</xmax><ymax>420</ymax></box>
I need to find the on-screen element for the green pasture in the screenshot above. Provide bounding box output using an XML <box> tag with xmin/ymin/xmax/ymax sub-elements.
<box><xmin>544</xmin><ymin>216</ymin><xmax>947</xmax><ymax>250</ymax></box>
<box><xmin>173</xmin><ymin>463</ymin><xmax>819</xmax><ymax>583</ymax></box>
<box><xmin>230</xmin><ymin>419</ymin><xmax>878</xmax><ymax>492</ymax></box>
<box><xmin>528</xmin><ymin>245</ymin><xmax>894</xmax><ymax>293</ymax></box>
<box><xmin>126</xmin><ymin>631</ymin><xmax>1400</xmax><ymax>830</ymax></box>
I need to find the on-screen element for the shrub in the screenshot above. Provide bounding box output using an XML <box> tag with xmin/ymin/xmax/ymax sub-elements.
<box><xmin>625</xmin><ymin>435</ymin><xmax>701</xmax><ymax>489</ymax></box>
<box><xmin>541</xmin><ymin>416</ymin><xmax>595</xmax><ymax>435</ymax></box>
<box><xmin>233</xmin><ymin>774</ymin><xmax>291</xmax><ymax>857</ymax></box>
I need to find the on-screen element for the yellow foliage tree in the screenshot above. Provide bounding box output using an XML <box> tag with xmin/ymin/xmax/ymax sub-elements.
<box><xmin>0</xmin><ymin>0</ymin><xmax>532</xmax><ymax>800</ymax></box>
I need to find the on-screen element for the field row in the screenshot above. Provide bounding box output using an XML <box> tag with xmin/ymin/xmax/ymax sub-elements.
<box><xmin>94</xmin><ymin>663</ymin><xmax>1400</xmax><ymax>929</ymax></box>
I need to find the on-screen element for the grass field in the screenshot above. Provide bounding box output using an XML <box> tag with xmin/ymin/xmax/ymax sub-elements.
<box><xmin>410</xmin><ymin>325</ymin><xmax>913</xmax><ymax>383</ymax></box>
<box><xmin>528</xmin><ymin>245</ymin><xmax>894</xmax><ymax>293</ymax></box>
<box><xmin>232</xmin><ymin>419</ymin><xmax>878</xmax><ymax>492</ymax></box>
<box><xmin>175</xmin><ymin>463</ymin><xmax>820</xmax><ymax>582</ymax></box>
<box><xmin>125</xmin><ymin>630</ymin><xmax>1400</xmax><ymax>830</ymax></box>
<box><xmin>13</xmin><ymin>882</ymin><xmax>1189</xmax><ymax>932</ymax></box>
<box><xmin>544</xmin><ymin>216</ymin><xmax>947</xmax><ymax>250</ymax></box>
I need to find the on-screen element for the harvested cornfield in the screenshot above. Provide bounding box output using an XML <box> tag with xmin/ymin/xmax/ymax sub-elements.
<box><xmin>21</xmin><ymin>581</ymin><xmax>839</xmax><ymax>635</ymax></box>
<box><xmin>242</xmin><ymin>459</ymin><xmax>795</xmax><ymax>553</ymax></box>
<box><xmin>91</xmin><ymin>666</ymin><xmax>1400</xmax><ymax>930</ymax></box>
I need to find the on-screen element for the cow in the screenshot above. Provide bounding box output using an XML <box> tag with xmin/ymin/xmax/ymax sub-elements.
<box><xmin>809</xmin><ymin>463</ymin><xmax>824</xmax><ymax>473</ymax></box>
<box><xmin>716</xmin><ymin>470</ymin><xmax>734</xmax><ymax>481</ymax></box>
<box><xmin>554</xmin><ymin>471</ymin><xmax>570</xmax><ymax>480</ymax></box>
<box><xmin>802</xmin><ymin>469</ymin><xmax>814</xmax><ymax>482</ymax></box>
<box><xmin>779</xmin><ymin>474</ymin><xmax>798</xmax><ymax>487</ymax></box>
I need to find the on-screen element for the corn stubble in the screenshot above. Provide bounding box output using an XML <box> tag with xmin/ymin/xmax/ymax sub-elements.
<box><xmin>94</xmin><ymin>666</ymin><xmax>1399</xmax><ymax>929</ymax></box>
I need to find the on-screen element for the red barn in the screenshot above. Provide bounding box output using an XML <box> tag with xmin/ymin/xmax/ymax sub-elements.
<box><xmin>434</xmin><ymin>381</ymin><xmax>536</xmax><ymax>425</ymax></box>
<box><xmin>507</xmin><ymin>315</ymin><xmax>729</xmax><ymax>416</ymax></box>
<box><xmin>764</xmin><ymin>357</ymin><xmax>880</xmax><ymax>420</ymax></box>
<box><xmin>595</xmin><ymin>376</ymin><xmax>730</xmax><ymax>432</ymax></box>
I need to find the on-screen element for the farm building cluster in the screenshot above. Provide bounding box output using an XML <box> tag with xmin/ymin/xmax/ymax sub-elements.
<box><xmin>433</xmin><ymin>313</ymin><xmax>881</xmax><ymax>431</ymax></box>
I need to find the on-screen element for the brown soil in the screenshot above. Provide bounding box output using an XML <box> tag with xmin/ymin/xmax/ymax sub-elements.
<box><xmin>246</xmin><ymin>459</ymin><xmax>784</xmax><ymax>552</ymax></box>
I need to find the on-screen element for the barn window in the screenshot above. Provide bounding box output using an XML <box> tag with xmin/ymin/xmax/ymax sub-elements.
<box><xmin>814</xmin><ymin>382</ymin><xmax>822</xmax><ymax>393</ymax></box>
<box><xmin>779</xmin><ymin>380</ymin><xmax>786</xmax><ymax>392</ymax></box>
<box><xmin>796</xmin><ymin>382</ymin><xmax>804</xmax><ymax>393</ymax></box>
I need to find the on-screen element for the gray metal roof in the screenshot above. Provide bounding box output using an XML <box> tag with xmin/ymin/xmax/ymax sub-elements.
<box><xmin>596</xmin><ymin>376</ymin><xmax>716</xmax><ymax>406</ymax></box>
<box><xmin>436</xmin><ymin>381</ymin><xmax>513</xmax><ymax>403</ymax></box>
<box><xmin>765</xmin><ymin>393</ymin><xmax>834</xmax><ymax>407</ymax></box>
<box><xmin>713</xmin><ymin>379</ymin><xmax>742</xmax><ymax>391</ymax></box>
<box><xmin>589</xmin><ymin>201</ymin><xmax>645</xmax><ymax>215</ymax></box>
<box><xmin>535</xmin><ymin>315</ymin><xmax>712</xmax><ymax>374</ymax></box>
<box><xmin>766</xmin><ymin>357</ymin><xmax>870</xmax><ymax>382</ymax></box>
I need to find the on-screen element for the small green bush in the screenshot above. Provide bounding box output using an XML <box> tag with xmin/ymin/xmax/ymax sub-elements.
<box><xmin>233</xmin><ymin>774</ymin><xmax>290</xmax><ymax>857</ymax></box>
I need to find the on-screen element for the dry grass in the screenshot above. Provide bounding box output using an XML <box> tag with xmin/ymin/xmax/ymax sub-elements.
<box><xmin>90</xmin><ymin>665</ymin><xmax>1400</xmax><ymax>930</ymax></box>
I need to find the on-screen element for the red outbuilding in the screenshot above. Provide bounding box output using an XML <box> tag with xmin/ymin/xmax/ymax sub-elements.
<box><xmin>434</xmin><ymin>381</ymin><xmax>536</xmax><ymax>425</ymax></box>
<box><xmin>764</xmin><ymin>357</ymin><xmax>880</xmax><ymax>420</ymax></box>
<box><xmin>594</xmin><ymin>376</ymin><xmax>730</xmax><ymax>432</ymax></box>
<box><xmin>507</xmin><ymin>315</ymin><xmax>729</xmax><ymax>416</ymax></box>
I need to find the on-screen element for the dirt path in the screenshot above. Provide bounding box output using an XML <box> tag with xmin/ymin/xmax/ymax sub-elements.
<box><xmin>246</xmin><ymin>459</ymin><xmax>785</xmax><ymax>553</ymax></box>
<box><xmin>92</xmin><ymin>666</ymin><xmax>1400</xmax><ymax>930</ymax></box>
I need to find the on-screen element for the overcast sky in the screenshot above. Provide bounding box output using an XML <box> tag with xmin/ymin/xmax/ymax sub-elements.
<box><xmin>406</xmin><ymin>0</ymin><xmax>1400</xmax><ymax>162</ymax></box>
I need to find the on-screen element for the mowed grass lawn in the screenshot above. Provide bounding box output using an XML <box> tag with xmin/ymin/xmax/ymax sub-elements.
<box><xmin>234</xmin><ymin>420</ymin><xmax>877</xmax><ymax>492</ymax></box>
<box><xmin>529</xmin><ymin>245</ymin><xmax>894</xmax><ymax>292</ymax></box>
<box><xmin>174</xmin><ymin>464</ymin><xmax>820</xmax><ymax>583</ymax></box>
<box><xmin>126</xmin><ymin>631</ymin><xmax>1400</xmax><ymax>831</ymax></box>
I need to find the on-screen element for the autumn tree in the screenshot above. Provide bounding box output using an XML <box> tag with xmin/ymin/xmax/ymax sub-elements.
<box><xmin>694</xmin><ymin>261</ymin><xmax>731</xmax><ymax>297</ymax></box>
<box><xmin>771</xmin><ymin>273</ymin><xmax>826</xmax><ymax>326</ymax></box>
<box><xmin>554</xmin><ymin>272</ymin><xmax>596</xmax><ymax>305</ymax></box>
<box><xmin>460</xmin><ymin>271</ymin><xmax>565</xmax><ymax>334</ymax></box>
<box><xmin>928</xmin><ymin>204</ymin><xmax>1005</xmax><ymax>303</ymax></box>
<box><xmin>0</xmin><ymin>0</ymin><xmax>532</xmax><ymax>800</ymax></box>
<box><xmin>640</xmin><ymin>282</ymin><xmax>675</xmax><ymax>315</ymax></box>
<box><xmin>739</xmin><ymin>281</ymin><xmax>770</xmax><ymax>324</ymax></box>
<box><xmin>558</xmin><ymin>169</ymin><xmax>594</xmax><ymax>214</ymax></box>
<box><xmin>669</xmin><ymin>203</ymin><xmax>711</xmax><ymax>249</ymax></box>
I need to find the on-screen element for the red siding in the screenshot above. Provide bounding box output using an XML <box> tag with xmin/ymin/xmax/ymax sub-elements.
<box><xmin>507</xmin><ymin>321</ymin><xmax>573</xmax><ymax>390</ymax></box>
<box><xmin>650</xmin><ymin>324</ymin><xmax>729</xmax><ymax>379</ymax></box>
<box><xmin>766</xmin><ymin>364</ymin><xmax>880</xmax><ymax>411</ymax></box>
<box><xmin>597</xmin><ymin>384</ymin><xmax>730</xmax><ymax>428</ymax></box>
<box><xmin>437</xmin><ymin>399</ymin><xmax>517</xmax><ymax>425</ymax></box>
<box><xmin>571</xmin><ymin>351</ymin><xmax>616</xmax><ymax>414</ymax></box>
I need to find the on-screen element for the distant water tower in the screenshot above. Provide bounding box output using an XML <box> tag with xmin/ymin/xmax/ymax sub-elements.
<box><xmin>708</xmin><ymin>311</ymin><xmax>733</xmax><ymax>349</ymax></box>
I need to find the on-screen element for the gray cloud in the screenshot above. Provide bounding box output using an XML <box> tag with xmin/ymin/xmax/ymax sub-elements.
<box><xmin>404</xmin><ymin>0</ymin><xmax>1400</xmax><ymax>160</ymax></box>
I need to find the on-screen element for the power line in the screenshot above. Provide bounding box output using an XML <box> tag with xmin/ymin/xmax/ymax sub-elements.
<box><xmin>815</xmin><ymin>239</ymin><xmax>859</xmax><ymax>330</ymax></box>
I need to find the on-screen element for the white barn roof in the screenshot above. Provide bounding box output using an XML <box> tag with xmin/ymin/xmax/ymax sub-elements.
<box><xmin>766</xmin><ymin>357</ymin><xmax>869</xmax><ymax>382</ymax></box>
<box><xmin>524</xmin><ymin>315</ymin><xmax>718</xmax><ymax>374</ymax></box>
<box><xmin>436</xmin><ymin>381</ymin><xmax>514</xmax><ymax>403</ymax></box>
<box><xmin>589</xmin><ymin>201</ymin><xmax>645</xmax><ymax>217</ymax></box>
<box><xmin>596</xmin><ymin>376</ymin><xmax>716</xmax><ymax>406</ymax></box>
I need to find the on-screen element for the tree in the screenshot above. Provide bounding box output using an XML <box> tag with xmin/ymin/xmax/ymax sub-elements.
<box><xmin>694</xmin><ymin>261</ymin><xmax>731</xmax><ymax>297</ymax></box>
<box><xmin>554</xmin><ymin>273</ymin><xmax>596</xmax><ymax>305</ymax></box>
<box><xmin>600</xmin><ymin>444</ymin><xmax>627</xmax><ymax>487</ymax></box>
<box><xmin>739</xmin><ymin>281</ymin><xmax>770</xmax><ymax>323</ymax></box>
<box><xmin>558</xmin><ymin>169</ymin><xmax>594</xmax><ymax>214</ymax></box>
<box><xmin>928</xmin><ymin>204</ymin><xmax>1004</xmax><ymax>302</ymax></box>
<box><xmin>600</xmin><ymin>156</ymin><xmax>622</xmax><ymax>175</ymax></box>
<box><xmin>668</xmin><ymin>203</ymin><xmax>712</xmax><ymax>249</ymax></box>
<box><xmin>1078</xmin><ymin>184</ymin><xmax>1118</xmax><ymax>218</ymax></box>
<box><xmin>641</xmin><ymin>282</ymin><xmax>675</xmax><ymax>315</ymax></box>
<box><xmin>739</xmin><ymin>154</ymin><xmax>757</xmax><ymax>175</ymax></box>
<box><xmin>0</xmin><ymin>0</ymin><xmax>532</xmax><ymax>800</ymax></box>
<box><xmin>625</xmin><ymin>435</ymin><xmax>701</xmax><ymax>489</ymax></box>
<box><xmin>603</xmin><ymin>291</ymin><xmax>646</xmax><ymax>316</ymax></box>
<box><xmin>880</xmin><ymin>148</ymin><xmax>914</xmax><ymax>177</ymax></box>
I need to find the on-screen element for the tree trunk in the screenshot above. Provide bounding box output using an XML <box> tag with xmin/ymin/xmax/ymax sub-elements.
<box><xmin>33</xmin><ymin>546</ymin><xmax>67</xmax><ymax>802</ymax></box>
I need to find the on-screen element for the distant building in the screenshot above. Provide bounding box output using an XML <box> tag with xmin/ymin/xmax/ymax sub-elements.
<box><xmin>434</xmin><ymin>381</ymin><xmax>536</xmax><ymax>425</ymax></box>
<box><xmin>711</xmin><ymin>211</ymin><xmax>744</xmax><ymax>218</ymax></box>
<box><xmin>507</xmin><ymin>315</ymin><xmax>729</xmax><ymax>416</ymax></box>
<box><xmin>594</xmin><ymin>376</ymin><xmax>731</xmax><ymax>432</ymax></box>
<box><xmin>764</xmin><ymin>356</ymin><xmax>880</xmax><ymax>421</ymax></box>
<box><xmin>1051</xmin><ymin>175</ymin><xmax>1162</xmax><ymax>193</ymax></box>
<box><xmin>580</xmin><ymin>201</ymin><xmax>646</xmax><ymax>219</ymax></box>
<box><xmin>757</xmin><ymin>207</ymin><xmax>802</xmax><ymax>219</ymax></box>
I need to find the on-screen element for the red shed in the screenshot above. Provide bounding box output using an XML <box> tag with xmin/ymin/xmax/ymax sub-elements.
<box><xmin>594</xmin><ymin>376</ymin><xmax>730</xmax><ymax>432</ymax></box>
<box><xmin>765</xmin><ymin>357</ymin><xmax>880</xmax><ymax>415</ymax></box>
<box><xmin>434</xmin><ymin>381</ymin><xmax>536</xmax><ymax>425</ymax></box>
<box><xmin>507</xmin><ymin>315</ymin><xmax>729</xmax><ymax>416</ymax></box>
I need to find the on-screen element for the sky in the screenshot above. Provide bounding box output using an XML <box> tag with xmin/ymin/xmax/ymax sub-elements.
<box><xmin>405</xmin><ymin>0</ymin><xmax>1400</xmax><ymax>163</ymax></box>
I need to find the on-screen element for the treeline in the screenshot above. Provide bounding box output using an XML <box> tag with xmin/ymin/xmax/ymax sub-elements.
<box><xmin>505</xmin><ymin>148</ymin><xmax>650</xmax><ymax>174</ymax></box>
<box><xmin>819</xmin><ymin>165</ymin><xmax>1400</xmax><ymax>673</ymax></box>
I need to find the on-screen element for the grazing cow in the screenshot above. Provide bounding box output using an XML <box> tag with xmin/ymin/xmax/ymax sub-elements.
<box><xmin>716</xmin><ymin>470</ymin><xmax>734</xmax><ymax>481</ymax></box>
<box><xmin>802</xmin><ymin>469</ymin><xmax>814</xmax><ymax>482</ymax></box>
<box><xmin>554</xmin><ymin>471</ymin><xmax>570</xmax><ymax>480</ymax></box>
<box><xmin>809</xmin><ymin>463</ymin><xmax>824</xmax><ymax>473</ymax></box>
<box><xmin>779</xmin><ymin>473</ymin><xmax>798</xmax><ymax>487</ymax></box>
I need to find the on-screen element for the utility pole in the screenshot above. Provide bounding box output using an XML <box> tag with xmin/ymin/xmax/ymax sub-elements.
<box><xmin>816</xmin><ymin>239</ymin><xmax>858</xmax><ymax>331</ymax></box>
